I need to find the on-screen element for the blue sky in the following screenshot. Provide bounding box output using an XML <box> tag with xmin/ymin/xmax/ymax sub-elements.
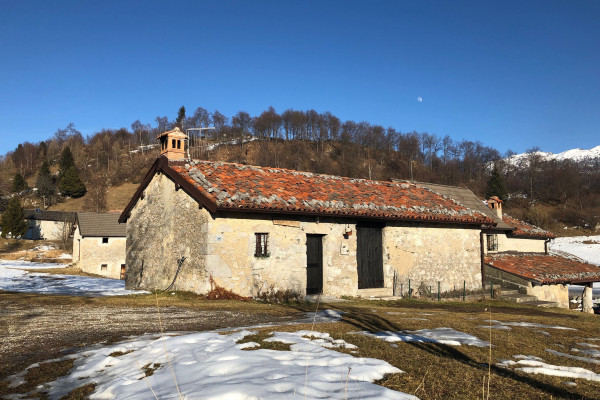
<box><xmin>1</xmin><ymin>0</ymin><xmax>598</xmax><ymax>156</ymax></box>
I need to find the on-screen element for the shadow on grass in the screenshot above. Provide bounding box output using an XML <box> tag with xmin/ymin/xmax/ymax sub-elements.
<box><xmin>309</xmin><ymin>305</ymin><xmax>584</xmax><ymax>400</ymax></box>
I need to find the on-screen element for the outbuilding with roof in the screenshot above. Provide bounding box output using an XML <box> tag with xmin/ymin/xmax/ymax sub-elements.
<box><xmin>72</xmin><ymin>212</ymin><xmax>126</xmax><ymax>279</ymax></box>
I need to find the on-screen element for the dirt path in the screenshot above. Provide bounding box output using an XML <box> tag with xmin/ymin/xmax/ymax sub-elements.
<box><xmin>0</xmin><ymin>292</ymin><xmax>300</xmax><ymax>383</ymax></box>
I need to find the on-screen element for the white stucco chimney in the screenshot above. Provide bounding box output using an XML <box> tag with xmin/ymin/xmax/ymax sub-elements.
<box><xmin>487</xmin><ymin>196</ymin><xmax>503</xmax><ymax>220</ymax></box>
<box><xmin>156</xmin><ymin>127</ymin><xmax>188</xmax><ymax>161</ymax></box>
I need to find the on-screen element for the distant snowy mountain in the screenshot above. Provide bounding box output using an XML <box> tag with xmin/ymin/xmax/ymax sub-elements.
<box><xmin>505</xmin><ymin>145</ymin><xmax>600</xmax><ymax>166</ymax></box>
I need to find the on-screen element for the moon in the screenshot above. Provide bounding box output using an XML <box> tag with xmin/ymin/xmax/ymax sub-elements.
<box><xmin>417</xmin><ymin>97</ymin><xmax>423</xmax><ymax>103</ymax></box>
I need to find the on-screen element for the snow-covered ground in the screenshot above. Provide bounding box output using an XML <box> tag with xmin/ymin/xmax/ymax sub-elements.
<box><xmin>549</xmin><ymin>236</ymin><xmax>600</xmax><ymax>299</ymax></box>
<box><xmin>0</xmin><ymin>260</ymin><xmax>146</xmax><ymax>296</ymax></box>
<box><xmin>9</xmin><ymin>329</ymin><xmax>418</xmax><ymax>400</ymax></box>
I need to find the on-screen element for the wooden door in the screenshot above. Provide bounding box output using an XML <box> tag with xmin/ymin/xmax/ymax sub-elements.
<box><xmin>306</xmin><ymin>235</ymin><xmax>323</xmax><ymax>294</ymax></box>
<box><xmin>357</xmin><ymin>225</ymin><xmax>384</xmax><ymax>288</ymax></box>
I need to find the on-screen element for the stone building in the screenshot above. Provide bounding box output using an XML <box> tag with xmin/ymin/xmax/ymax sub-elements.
<box><xmin>119</xmin><ymin>128</ymin><xmax>496</xmax><ymax>298</ymax></box>
<box><xmin>72</xmin><ymin>212</ymin><xmax>126</xmax><ymax>279</ymax></box>
<box><xmin>417</xmin><ymin>184</ymin><xmax>600</xmax><ymax>311</ymax></box>
<box><xmin>24</xmin><ymin>209</ymin><xmax>76</xmax><ymax>240</ymax></box>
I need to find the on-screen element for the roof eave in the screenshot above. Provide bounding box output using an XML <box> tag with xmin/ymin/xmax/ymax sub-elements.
<box><xmin>119</xmin><ymin>156</ymin><xmax>218</xmax><ymax>223</ymax></box>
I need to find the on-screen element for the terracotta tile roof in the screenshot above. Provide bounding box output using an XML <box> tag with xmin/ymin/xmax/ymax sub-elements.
<box><xmin>502</xmin><ymin>214</ymin><xmax>555</xmax><ymax>239</ymax></box>
<box><xmin>167</xmin><ymin>159</ymin><xmax>495</xmax><ymax>224</ymax></box>
<box><xmin>485</xmin><ymin>253</ymin><xmax>600</xmax><ymax>284</ymax></box>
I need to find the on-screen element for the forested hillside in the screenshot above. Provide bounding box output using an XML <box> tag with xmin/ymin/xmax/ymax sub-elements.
<box><xmin>1</xmin><ymin>106</ymin><xmax>598</xmax><ymax>234</ymax></box>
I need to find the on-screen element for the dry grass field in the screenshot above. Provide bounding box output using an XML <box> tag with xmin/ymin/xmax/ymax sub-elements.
<box><xmin>1</xmin><ymin>290</ymin><xmax>598</xmax><ymax>399</ymax></box>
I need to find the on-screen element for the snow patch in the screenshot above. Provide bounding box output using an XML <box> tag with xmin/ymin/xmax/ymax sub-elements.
<box><xmin>498</xmin><ymin>356</ymin><xmax>600</xmax><ymax>382</ymax></box>
<box><xmin>353</xmin><ymin>328</ymin><xmax>489</xmax><ymax>347</ymax></box>
<box><xmin>0</xmin><ymin>260</ymin><xmax>147</xmax><ymax>296</ymax></box>
<box><xmin>17</xmin><ymin>329</ymin><xmax>417</xmax><ymax>400</ymax></box>
<box><xmin>483</xmin><ymin>320</ymin><xmax>576</xmax><ymax>331</ymax></box>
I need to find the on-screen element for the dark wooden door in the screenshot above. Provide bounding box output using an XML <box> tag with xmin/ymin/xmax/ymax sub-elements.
<box><xmin>306</xmin><ymin>234</ymin><xmax>323</xmax><ymax>294</ymax></box>
<box><xmin>357</xmin><ymin>225</ymin><xmax>384</xmax><ymax>288</ymax></box>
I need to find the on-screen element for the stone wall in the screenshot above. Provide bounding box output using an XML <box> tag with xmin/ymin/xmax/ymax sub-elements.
<box><xmin>205</xmin><ymin>213</ymin><xmax>359</xmax><ymax>297</ymax></box>
<box><xmin>73</xmin><ymin>225</ymin><xmax>126</xmax><ymax>279</ymax></box>
<box><xmin>125</xmin><ymin>172</ymin><xmax>211</xmax><ymax>292</ymax></box>
<box><xmin>529</xmin><ymin>284</ymin><xmax>569</xmax><ymax>308</ymax></box>
<box><xmin>384</xmin><ymin>223</ymin><xmax>482</xmax><ymax>294</ymax></box>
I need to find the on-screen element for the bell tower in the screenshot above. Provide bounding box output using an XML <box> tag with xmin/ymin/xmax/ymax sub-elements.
<box><xmin>157</xmin><ymin>127</ymin><xmax>188</xmax><ymax>160</ymax></box>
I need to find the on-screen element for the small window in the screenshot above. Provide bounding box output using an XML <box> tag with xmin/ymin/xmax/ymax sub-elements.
<box><xmin>100</xmin><ymin>264</ymin><xmax>108</xmax><ymax>271</ymax></box>
<box><xmin>102</xmin><ymin>237</ymin><xmax>109</xmax><ymax>244</ymax></box>
<box><xmin>172</xmin><ymin>139</ymin><xmax>176</xmax><ymax>148</ymax></box>
<box><xmin>255</xmin><ymin>233</ymin><xmax>269</xmax><ymax>257</ymax></box>
<box><xmin>177</xmin><ymin>140</ymin><xmax>181</xmax><ymax>149</ymax></box>
<box><xmin>486</xmin><ymin>234</ymin><xmax>498</xmax><ymax>251</ymax></box>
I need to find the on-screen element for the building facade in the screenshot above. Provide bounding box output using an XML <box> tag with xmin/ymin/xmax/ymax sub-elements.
<box><xmin>72</xmin><ymin>212</ymin><xmax>126</xmax><ymax>279</ymax></box>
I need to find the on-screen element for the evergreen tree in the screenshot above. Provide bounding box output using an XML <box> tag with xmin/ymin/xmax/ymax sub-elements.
<box><xmin>176</xmin><ymin>106</ymin><xmax>186</xmax><ymax>130</ymax></box>
<box><xmin>485</xmin><ymin>166</ymin><xmax>507</xmax><ymax>201</ymax></box>
<box><xmin>12</xmin><ymin>173</ymin><xmax>28</xmax><ymax>193</ymax></box>
<box><xmin>58</xmin><ymin>166</ymin><xmax>86</xmax><ymax>198</ymax></box>
<box><xmin>58</xmin><ymin>146</ymin><xmax>75</xmax><ymax>178</ymax></box>
<box><xmin>1</xmin><ymin>197</ymin><xmax>28</xmax><ymax>238</ymax></box>
<box><xmin>0</xmin><ymin>189</ymin><xmax>8</xmax><ymax>213</ymax></box>
<box><xmin>35</xmin><ymin>161</ymin><xmax>55</xmax><ymax>198</ymax></box>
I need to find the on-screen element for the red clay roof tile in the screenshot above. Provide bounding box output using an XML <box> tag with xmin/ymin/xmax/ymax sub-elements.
<box><xmin>169</xmin><ymin>160</ymin><xmax>495</xmax><ymax>224</ymax></box>
<box><xmin>485</xmin><ymin>253</ymin><xmax>600</xmax><ymax>284</ymax></box>
<box><xmin>502</xmin><ymin>215</ymin><xmax>555</xmax><ymax>239</ymax></box>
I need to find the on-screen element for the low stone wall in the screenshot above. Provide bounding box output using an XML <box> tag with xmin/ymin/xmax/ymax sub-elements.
<box><xmin>484</xmin><ymin>264</ymin><xmax>569</xmax><ymax>308</ymax></box>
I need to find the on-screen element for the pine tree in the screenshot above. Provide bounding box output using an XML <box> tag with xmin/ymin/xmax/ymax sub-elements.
<box><xmin>58</xmin><ymin>146</ymin><xmax>75</xmax><ymax>179</ymax></box>
<box><xmin>485</xmin><ymin>166</ymin><xmax>507</xmax><ymax>201</ymax></box>
<box><xmin>176</xmin><ymin>106</ymin><xmax>186</xmax><ymax>130</ymax></box>
<box><xmin>0</xmin><ymin>189</ymin><xmax>8</xmax><ymax>213</ymax></box>
<box><xmin>35</xmin><ymin>161</ymin><xmax>55</xmax><ymax>198</ymax></box>
<box><xmin>1</xmin><ymin>197</ymin><xmax>28</xmax><ymax>238</ymax></box>
<box><xmin>58</xmin><ymin>166</ymin><xmax>86</xmax><ymax>198</ymax></box>
<box><xmin>12</xmin><ymin>173</ymin><xmax>28</xmax><ymax>193</ymax></box>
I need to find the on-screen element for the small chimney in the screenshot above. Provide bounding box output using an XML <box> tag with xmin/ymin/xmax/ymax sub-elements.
<box><xmin>487</xmin><ymin>196</ymin><xmax>503</xmax><ymax>220</ymax></box>
<box><xmin>157</xmin><ymin>127</ymin><xmax>188</xmax><ymax>161</ymax></box>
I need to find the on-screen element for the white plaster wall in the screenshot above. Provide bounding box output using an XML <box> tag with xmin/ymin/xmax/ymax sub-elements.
<box><xmin>76</xmin><ymin>231</ymin><xmax>126</xmax><ymax>279</ymax></box>
<box><xmin>25</xmin><ymin>220</ymin><xmax>65</xmax><ymax>240</ymax></box>
<box><xmin>484</xmin><ymin>233</ymin><xmax>546</xmax><ymax>254</ymax></box>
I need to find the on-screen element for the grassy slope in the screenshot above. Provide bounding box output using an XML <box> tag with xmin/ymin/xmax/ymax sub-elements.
<box><xmin>48</xmin><ymin>182</ymin><xmax>139</xmax><ymax>212</ymax></box>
